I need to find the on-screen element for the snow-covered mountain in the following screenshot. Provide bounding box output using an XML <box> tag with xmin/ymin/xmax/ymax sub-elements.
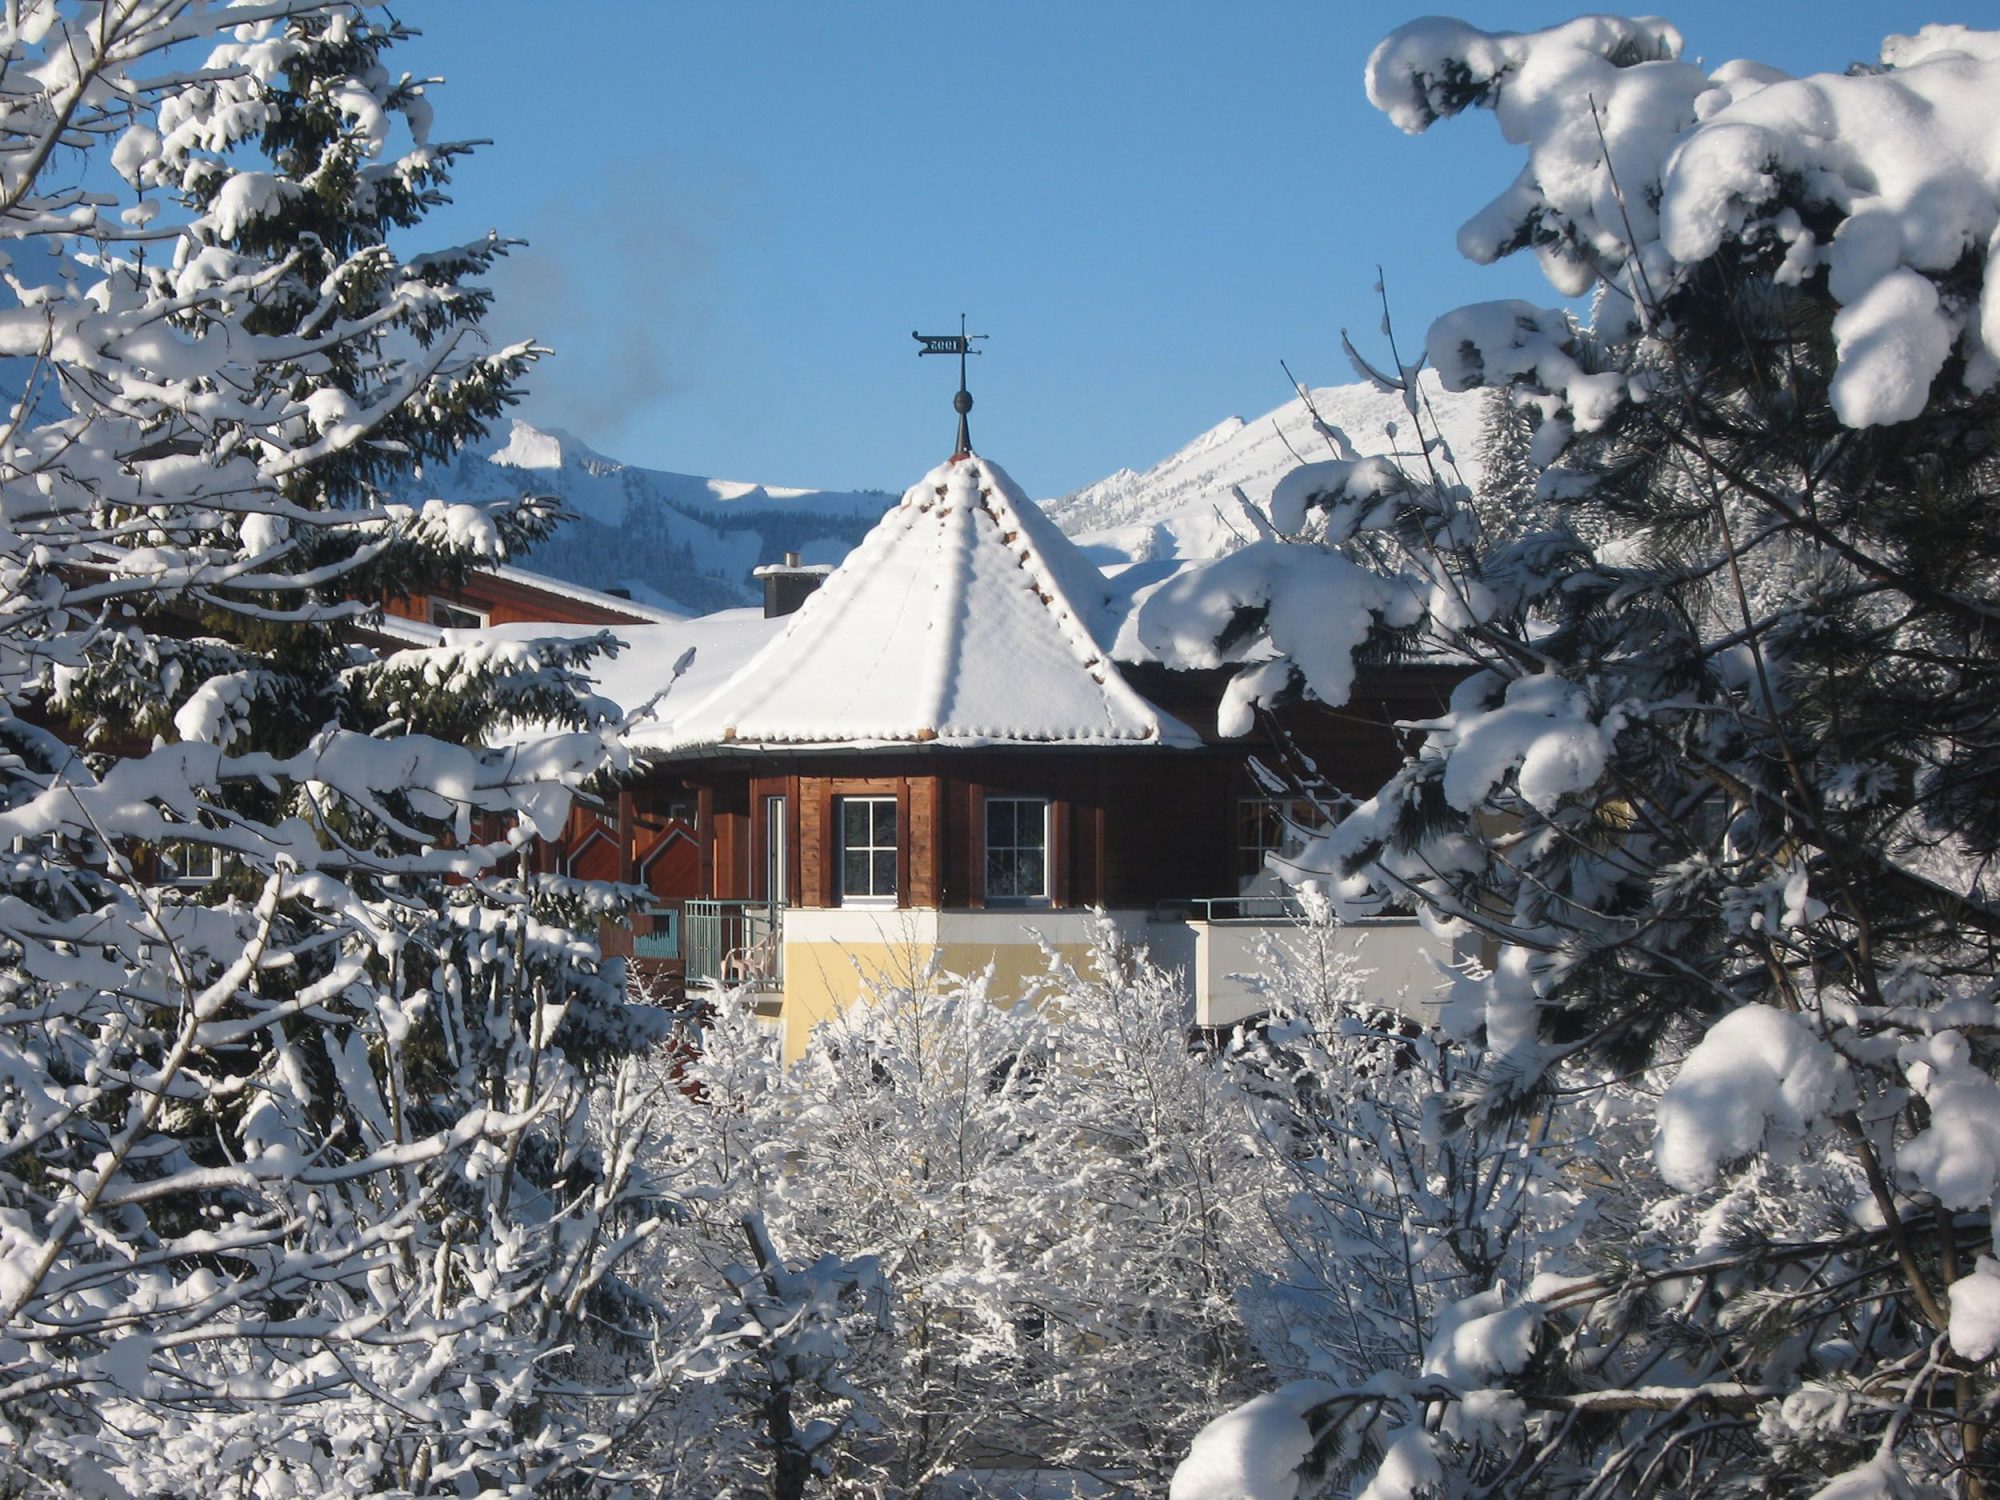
<box><xmin>411</xmin><ymin>419</ymin><xmax>897</xmax><ymax>616</ymax></box>
<box><xmin>428</xmin><ymin>378</ymin><xmax>1491</xmax><ymax>611</ymax></box>
<box><xmin>1042</xmin><ymin>373</ymin><xmax>1488</xmax><ymax>567</ymax></box>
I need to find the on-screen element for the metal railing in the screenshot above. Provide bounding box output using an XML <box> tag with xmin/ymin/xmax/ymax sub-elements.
<box><xmin>684</xmin><ymin>899</ymin><xmax>785</xmax><ymax>989</ymax></box>
<box><xmin>1153</xmin><ymin>896</ymin><xmax>1423</xmax><ymax>924</ymax></box>
<box><xmin>631</xmin><ymin>907</ymin><xmax>680</xmax><ymax>960</ymax></box>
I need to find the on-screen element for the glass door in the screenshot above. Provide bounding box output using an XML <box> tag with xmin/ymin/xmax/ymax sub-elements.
<box><xmin>764</xmin><ymin>795</ymin><xmax>788</xmax><ymax>910</ymax></box>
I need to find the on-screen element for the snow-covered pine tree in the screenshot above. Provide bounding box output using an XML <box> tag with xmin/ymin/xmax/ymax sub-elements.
<box><xmin>1467</xmin><ymin>386</ymin><xmax>1537</xmax><ymax>543</ymax></box>
<box><xmin>1161</xmin><ymin>18</ymin><xmax>2000</xmax><ymax>1500</ymax></box>
<box><xmin>0</xmin><ymin>7</ymin><xmax>663</xmax><ymax>1493</ymax></box>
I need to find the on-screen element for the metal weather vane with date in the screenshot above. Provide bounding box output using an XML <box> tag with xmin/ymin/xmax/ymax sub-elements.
<box><xmin>914</xmin><ymin>315</ymin><xmax>987</xmax><ymax>458</ymax></box>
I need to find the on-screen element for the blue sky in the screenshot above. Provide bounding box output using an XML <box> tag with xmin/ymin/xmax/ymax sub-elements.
<box><xmin>407</xmin><ymin>1</ymin><xmax>1941</xmax><ymax>499</ymax></box>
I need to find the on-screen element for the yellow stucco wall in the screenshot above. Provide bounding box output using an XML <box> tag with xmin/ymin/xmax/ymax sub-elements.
<box><xmin>774</xmin><ymin>909</ymin><xmax>1139</xmax><ymax>1060</ymax></box>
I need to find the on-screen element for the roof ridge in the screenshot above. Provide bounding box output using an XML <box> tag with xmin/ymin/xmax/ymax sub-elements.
<box><xmin>917</xmin><ymin>467</ymin><xmax>973</xmax><ymax>735</ymax></box>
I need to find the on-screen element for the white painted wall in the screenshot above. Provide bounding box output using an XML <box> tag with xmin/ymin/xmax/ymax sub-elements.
<box><xmin>781</xmin><ymin>906</ymin><xmax>1149</xmax><ymax>952</ymax></box>
<box><xmin>1146</xmin><ymin>915</ymin><xmax>1456</xmax><ymax>1029</ymax></box>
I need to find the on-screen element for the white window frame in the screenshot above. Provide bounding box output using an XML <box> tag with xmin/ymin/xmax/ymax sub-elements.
<box><xmin>164</xmin><ymin>840</ymin><xmax>221</xmax><ymax>885</ymax></box>
<box><xmin>428</xmin><ymin>598</ymin><xmax>490</xmax><ymax>630</ymax></box>
<box><xmin>1237</xmin><ymin>796</ymin><xmax>1327</xmax><ymax>884</ymax></box>
<box><xmin>983</xmin><ymin>796</ymin><xmax>1052</xmax><ymax>905</ymax></box>
<box><xmin>836</xmin><ymin>795</ymin><xmax>899</xmax><ymax>907</ymax></box>
<box><xmin>765</xmin><ymin>794</ymin><xmax>789</xmax><ymax>909</ymax></box>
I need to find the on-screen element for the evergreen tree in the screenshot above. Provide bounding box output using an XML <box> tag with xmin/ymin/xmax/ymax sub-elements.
<box><xmin>1163</xmin><ymin>18</ymin><xmax>2000</xmax><ymax>1500</ymax></box>
<box><xmin>1466</xmin><ymin>386</ymin><xmax>1538</xmax><ymax>543</ymax></box>
<box><xmin>0</xmin><ymin>7</ymin><xmax>663</xmax><ymax>1491</ymax></box>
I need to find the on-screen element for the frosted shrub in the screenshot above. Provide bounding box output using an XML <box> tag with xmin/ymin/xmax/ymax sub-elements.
<box><xmin>646</xmin><ymin>933</ymin><xmax>1272</xmax><ymax>1494</ymax></box>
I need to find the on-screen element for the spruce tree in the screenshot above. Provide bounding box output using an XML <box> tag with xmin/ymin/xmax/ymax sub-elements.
<box><xmin>0</xmin><ymin>8</ymin><xmax>661</xmax><ymax>1492</ymax></box>
<box><xmin>1166</xmin><ymin>19</ymin><xmax>2000</xmax><ymax>1500</ymax></box>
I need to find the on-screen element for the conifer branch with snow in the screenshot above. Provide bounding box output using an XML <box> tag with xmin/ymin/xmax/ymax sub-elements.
<box><xmin>0</xmin><ymin>6</ymin><xmax>668</xmax><ymax>1492</ymax></box>
<box><xmin>1156</xmin><ymin>16</ymin><xmax>2000</xmax><ymax>1500</ymax></box>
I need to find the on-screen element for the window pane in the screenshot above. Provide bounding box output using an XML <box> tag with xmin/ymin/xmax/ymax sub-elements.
<box><xmin>1017</xmin><ymin>805</ymin><xmax>1045</xmax><ymax>852</ymax></box>
<box><xmin>983</xmin><ymin>799</ymin><xmax>1048</xmax><ymax>901</ymax></box>
<box><xmin>838</xmin><ymin>796</ymin><xmax>899</xmax><ymax>902</ymax></box>
<box><xmin>1018</xmin><ymin>849</ymin><xmax>1045</xmax><ymax>897</ymax></box>
<box><xmin>1238</xmin><ymin>796</ymin><xmax>1330</xmax><ymax>879</ymax></box>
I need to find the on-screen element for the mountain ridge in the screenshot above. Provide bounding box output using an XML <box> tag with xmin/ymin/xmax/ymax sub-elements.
<box><xmin>1044</xmin><ymin>373</ymin><xmax>1486</xmax><ymax>566</ymax></box>
<box><xmin>439</xmin><ymin>377</ymin><xmax>1491</xmax><ymax>610</ymax></box>
<box><xmin>409</xmin><ymin>418</ymin><xmax>897</xmax><ymax>616</ymax></box>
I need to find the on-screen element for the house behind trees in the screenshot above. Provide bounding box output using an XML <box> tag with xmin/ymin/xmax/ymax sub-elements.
<box><xmin>452</xmin><ymin>442</ymin><xmax>1463</xmax><ymax>1055</ymax></box>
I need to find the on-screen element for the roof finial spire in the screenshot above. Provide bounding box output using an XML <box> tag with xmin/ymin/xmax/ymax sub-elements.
<box><xmin>913</xmin><ymin>315</ymin><xmax>987</xmax><ymax>460</ymax></box>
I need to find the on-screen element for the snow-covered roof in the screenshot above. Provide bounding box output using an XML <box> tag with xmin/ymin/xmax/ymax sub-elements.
<box><xmin>366</xmin><ymin>611</ymin><xmax>445</xmax><ymax>648</ymax></box>
<box><xmin>451</xmin><ymin>611</ymin><xmax>786</xmax><ymax>741</ymax></box>
<box><xmin>482</xmin><ymin>564</ymin><xmax>688</xmax><ymax>624</ymax></box>
<box><xmin>653</xmin><ymin>454</ymin><xmax>1200</xmax><ymax>752</ymax></box>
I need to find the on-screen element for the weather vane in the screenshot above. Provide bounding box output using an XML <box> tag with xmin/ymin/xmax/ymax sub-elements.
<box><xmin>913</xmin><ymin>314</ymin><xmax>987</xmax><ymax>459</ymax></box>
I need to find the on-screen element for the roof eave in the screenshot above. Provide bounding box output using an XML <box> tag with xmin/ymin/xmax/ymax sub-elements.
<box><xmin>637</xmin><ymin>728</ymin><xmax>1210</xmax><ymax>758</ymax></box>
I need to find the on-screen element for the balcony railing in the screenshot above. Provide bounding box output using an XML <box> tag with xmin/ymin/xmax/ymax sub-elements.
<box><xmin>1153</xmin><ymin>896</ymin><xmax>1421</xmax><ymax>924</ymax></box>
<box><xmin>631</xmin><ymin>907</ymin><xmax>680</xmax><ymax>960</ymax></box>
<box><xmin>684</xmin><ymin>899</ymin><xmax>785</xmax><ymax>990</ymax></box>
<box><xmin>1170</xmin><ymin>894</ymin><xmax>1305</xmax><ymax>922</ymax></box>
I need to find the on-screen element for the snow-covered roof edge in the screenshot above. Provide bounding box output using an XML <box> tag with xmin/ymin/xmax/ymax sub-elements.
<box><xmin>483</xmin><ymin>563</ymin><xmax>688</xmax><ymax>623</ymax></box>
<box><xmin>656</xmin><ymin>453</ymin><xmax>1202</xmax><ymax>752</ymax></box>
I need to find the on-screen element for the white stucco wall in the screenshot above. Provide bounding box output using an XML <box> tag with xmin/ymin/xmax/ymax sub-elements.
<box><xmin>1146</xmin><ymin>915</ymin><xmax>1456</xmax><ymax>1029</ymax></box>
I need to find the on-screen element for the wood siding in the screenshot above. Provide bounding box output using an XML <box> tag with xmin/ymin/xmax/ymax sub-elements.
<box><xmin>383</xmin><ymin>569</ymin><xmax>660</xmax><ymax>630</ymax></box>
<box><xmin>552</xmin><ymin>663</ymin><xmax>1461</xmax><ymax>915</ymax></box>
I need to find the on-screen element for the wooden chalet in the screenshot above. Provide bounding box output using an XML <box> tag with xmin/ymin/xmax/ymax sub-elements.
<box><xmin>529</xmin><ymin>449</ymin><xmax>1461</xmax><ymax>1057</ymax></box>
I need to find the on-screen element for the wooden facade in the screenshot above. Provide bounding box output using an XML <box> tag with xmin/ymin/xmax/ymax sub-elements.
<box><xmin>382</xmin><ymin>566</ymin><xmax>667</xmax><ymax>632</ymax></box>
<box><xmin>557</xmin><ymin>664</ymin><xmax>1458</xmax><ymax>1000</ymax></box>
<box><xmin>676</xmin><ymin>668</ymin><xmax>1450</xmax><ymax>903</ymax></box>
<box><xmin>406</xmin><ymin>556</ymin><xmax>1459</xmax><ymax>1017</ymax></box>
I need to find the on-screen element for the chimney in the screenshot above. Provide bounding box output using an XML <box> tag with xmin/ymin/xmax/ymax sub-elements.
<box><xmin>754</xmin><ymin>550</ymin><xmax>833</xmax><ymax>618</ymax></box>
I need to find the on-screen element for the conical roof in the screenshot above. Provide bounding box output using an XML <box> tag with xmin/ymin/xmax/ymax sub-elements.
<box><xmin>654</xmin><ymin>454</ymin><xmax>1199</xmax><ymax>751</ymax></box>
